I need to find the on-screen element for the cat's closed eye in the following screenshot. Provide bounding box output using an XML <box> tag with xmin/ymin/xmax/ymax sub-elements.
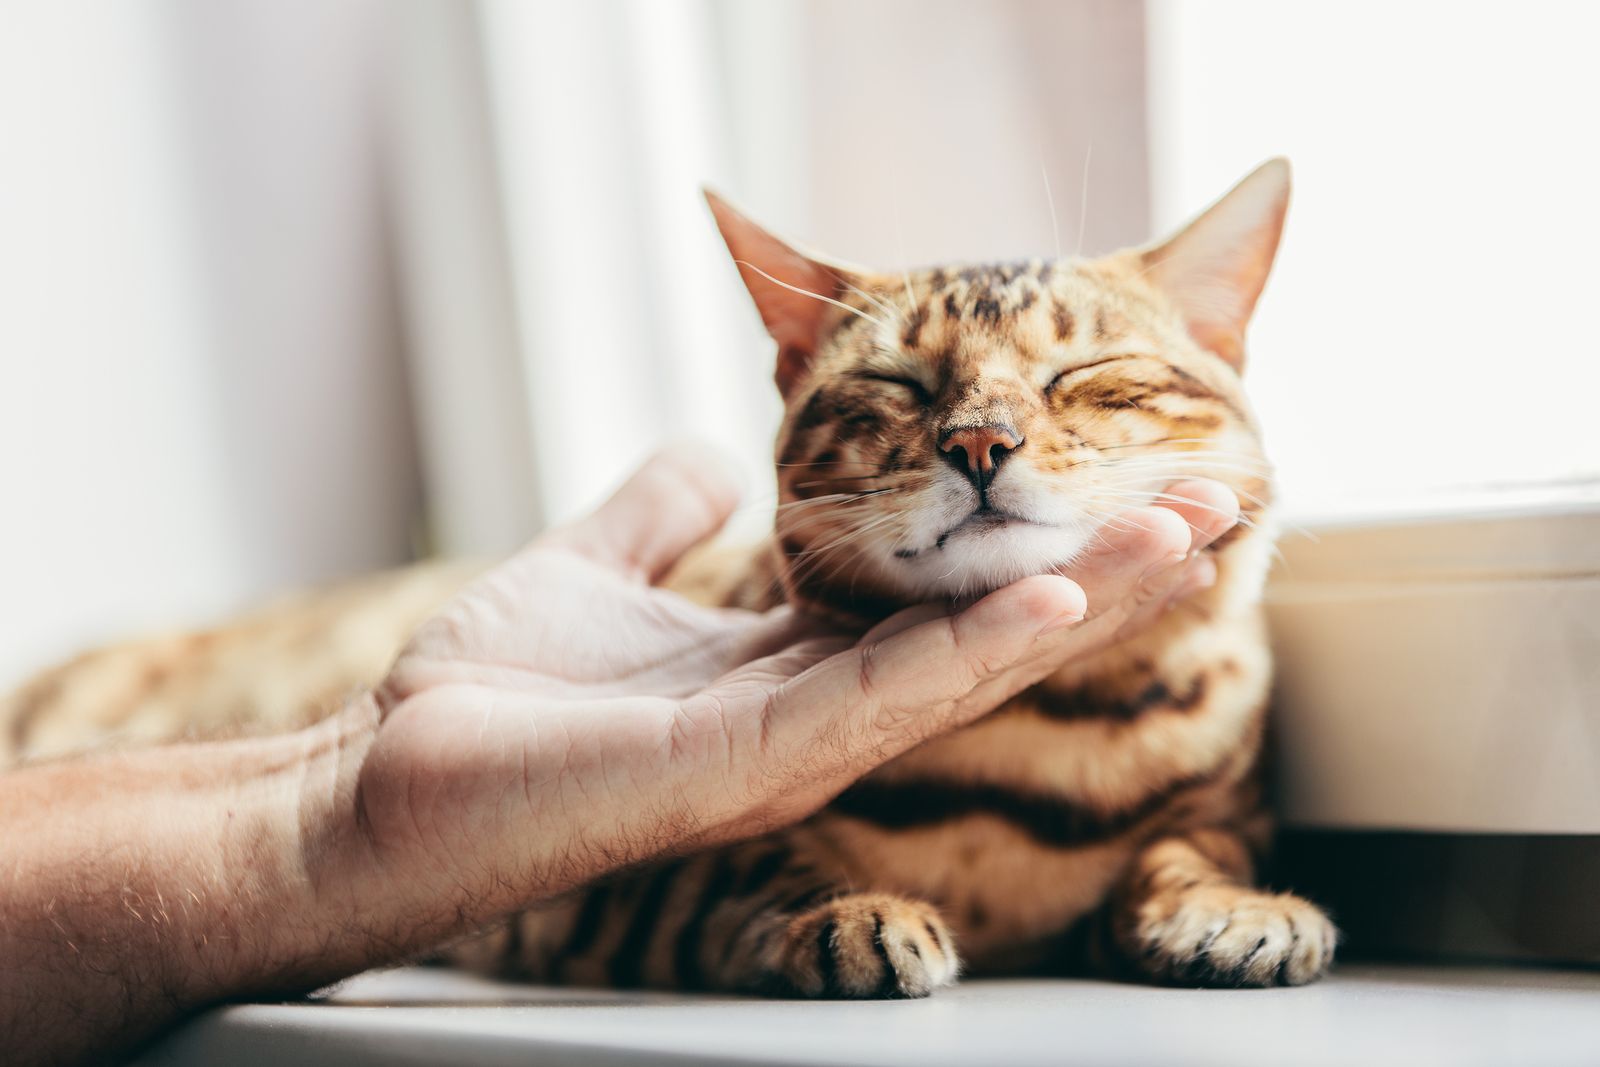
<box><xmin>1043</xmin><ymin>354</ymin><xmax>1139</xmax><ymax>396</ymax></box>
<box><xmin>857</xmin><ymin>372</ymin><xmax>934</xmax><ymax>405</ymax></box>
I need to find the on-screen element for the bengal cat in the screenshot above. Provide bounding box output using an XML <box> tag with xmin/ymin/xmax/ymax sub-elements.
<box><xmin>0</xmin><ymin>159</ymin><xmax>1336</xmax><ymax>995</ymax></box>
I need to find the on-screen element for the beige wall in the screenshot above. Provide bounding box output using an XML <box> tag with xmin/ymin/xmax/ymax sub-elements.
<box><xmin>802</xmin><ymin>0</ymin><xmax>1149</xmax><ymax>268</ymax></box>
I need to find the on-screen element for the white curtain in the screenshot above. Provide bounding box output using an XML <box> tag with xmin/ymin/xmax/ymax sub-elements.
<box><xmin>392</xmin><ymin>0</ymin><xmax>1151</xmax><ymax>548</ymax></box>
<box><xmin>0</xmin><ymin>0</ymin><xmax>419</xmax><ymax>687</ymax></box>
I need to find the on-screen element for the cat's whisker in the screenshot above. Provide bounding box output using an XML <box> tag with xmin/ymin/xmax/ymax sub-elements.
<box><xmin>1041</xmin><ymin>162</ymin><xmax>1063</xmax><ymax>263</ymax></box>
<box><xmin>1099</xmin><ymin>469</ymin><xmax>1269</xmax><ymax>492</ymax></box>
<box><xmin>788</xmin><ymin>501</ymin><xmax>902</xmax><ymax>545</ymax></box>
<box><xmin>773</xmin><ymin>490</ymin><xmax>895</xmax><ymax>508</ymax></box>
<box><xmin>1276</xmin><ymin>518</ymin><xmax>1320</xmax><ymax>544</ymax></box>
<box><xmin>1103</xmin><ymin>459</ymin><xmax>1275</xmax><ymax>481</ymax></box>
<box><xmin>1084</xmin><ymin>510</ymin><xmax>1153</xmax><ymax>535</ymax></box>
<box><xmin>771</xmin><ymin>492</ymin><xmax>893</xmax><ymax>516</ymax></box>
<box><xmin>846</xmin><ymin>284</ymin><xmax>898</xmax><ymax>322</ymax></box>
<box><xmin>775</xmin><ymin>458</ymin><xmax>886</xmax><ymax>469</ymax></box>
<box><xmin>733</xmin><ymin>259</ymin><xmax>891</xmax><ymax>333</ymax></box>
<box><xmin>1117</xmin><ymin>483</ymin><xmax>1271</xmax><ymax>513</ymax></box>
<box><xmin>791</xmin><ymin>477</ymin><xmax>900</xmax><ymax>491</ymax></box>
<box><xmin>794</xmin><ymin>513</ymin><xmax>902</xmax><ymax>561</ymax></box>
<box><xmin>800</xmin><ymin>470</ymin><xmax>902</xmax><ymax>480</ymax></box>
<box><xmin>776</xmin><ymin>501</ymin><xmax>903</xmax><ymax>539</ymax></box>
<box><xmin>1095</xmin><ymin>482</ymin><xmax>1258</xmax><ymax>513</ymax></box>
<box><xmin>1102</xmin><ymin>453</ymin><xmax>1272</xmax><ymax>469</ymax></box>
<box><xmin>1103</xmin><ymin>470</ymin><xmax>1271</xmax><ymax>488</ymax></box>
<box><xmin>756</xmin><ymin>487</ymin><xmax>892</xmax><ymax>513</ymax></box>
<box><xmin>900</xmin><ymin>267</ymin><xmax>918</xmax><ymax>319</ymax></box>
<box><xmin>1094</xmin><ymin>438</ymin><xmax>1217</xmax><ymax>451</ymax></box>
<box><xmin>1102</xmin><ymin>470</ymin><xmax>1274</xmax><ymax>510</ymax></box>
<box><xmin>1091</xmin><ymin>490</ymin><xmax>1260</xmax><ymax>532</ymax></box>
<box><xmin>1074</xmin><ymin>143</ymin><xmax>1092</xmax><ymax>260</ymax></box>
<box><xmin>781</xmin><ymin>482</ymin><xmax>903</xmax><ymax>497</ymax></box>
<box><xmin>889</xmin><ymin>200</ymin><xmax>920</xmax><ymax>321</ymax></box>
<box><xmin>786</xmin><ymin>516</ymin><xmax>904</xmax><ymax>591</ymax></box>
<box><xmin>1098</xmin><ymin>446</ymin><xmax>1272</xmax><ymax>466</ymax></box>
<box><xmin>1216</xmin><ymin>483</ymin><xmax>1272</xmax><ymax>509</ymax></box>
<box><xmin>1078</xmin><ymin>507</ymin><xmax>1173</xmax><ymax>537</ymax></box>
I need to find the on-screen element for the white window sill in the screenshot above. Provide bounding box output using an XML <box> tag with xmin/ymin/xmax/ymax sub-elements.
<box><xmin>135</xmin><ymin>964</ymin><xmax>1600</xmax><ymax>1067</ymax></box>
<box><xmin>1267</xmin><ymin>495</ymin><xmax>1600</xmax><ymax>834</ymax></box>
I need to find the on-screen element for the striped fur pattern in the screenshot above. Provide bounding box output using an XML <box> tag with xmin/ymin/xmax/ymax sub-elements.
<box><xmin>0</xmin><ymin>160</ymin><xmax>1336</xmax><ymax>995</ymax></box>
<box><xmin>0</xmin><ymin>561</ymin><xmax>477</xmax><ymax>766</ymax></box>
<box><xmin>448</xmin><ymin>160</ymin><xmax>1335</xmax><ymax>995</ymax></box>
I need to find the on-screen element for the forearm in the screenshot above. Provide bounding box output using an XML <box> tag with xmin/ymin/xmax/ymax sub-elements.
<box><xmin>0</xmin><ymin>699</ymin><xmax>398</xmax><ymax>1066</ymax></box>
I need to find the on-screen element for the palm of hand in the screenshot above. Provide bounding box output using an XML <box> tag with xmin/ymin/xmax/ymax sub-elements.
<box><xmin>385</xmin><ymin>548</ymin><xmax>787</xmax><ymax>700</ymax></box>
<box><xmin>362</xmin><ymin>537</ymin><xmax>847</xmax><ymax>901</ymax></box>
<box><xmin>353</xmin><ymin>451</ymin><xmax>1235</xmax><ymax>917</ymax></box>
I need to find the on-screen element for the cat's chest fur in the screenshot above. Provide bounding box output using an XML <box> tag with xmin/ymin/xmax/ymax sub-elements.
<box><xmin>731</xmin><ymin>533</ymin><xmax>1276</xmax><ymax>964</ymax></box>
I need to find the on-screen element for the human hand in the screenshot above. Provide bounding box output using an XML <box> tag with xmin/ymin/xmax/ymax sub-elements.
<box><xmin>333</xmin><ymin>448</ymin><xmax>1236</xmax><ymax>935</ymax></box>
<box><xmin>0</xmin><ymin>447</ymin><xmax>1234</xmax><ymax>1067</ymax></box>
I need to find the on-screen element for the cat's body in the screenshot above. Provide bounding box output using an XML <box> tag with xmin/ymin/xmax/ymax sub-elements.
<box><xmin>1</xmin><ymin>160</ymin><xmax>1337</xmax><ymax>994</ymax></box>
<box><xmin>444</xmin><ymin>530</ymin><xmax>1293</xmax><ymax>994</ymax></box>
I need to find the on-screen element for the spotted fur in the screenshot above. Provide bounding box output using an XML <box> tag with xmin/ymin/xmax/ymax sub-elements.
<box><xmin>0</xmin><ymin>160</ymin><xmax>1335</xmax><ymax>995</ymax></box>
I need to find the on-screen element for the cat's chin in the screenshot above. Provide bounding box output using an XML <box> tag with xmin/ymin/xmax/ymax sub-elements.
<box><xmin>881</xmin><ymin>517</ymin><xmax>1095</xmax><ymax>600</ymax></box>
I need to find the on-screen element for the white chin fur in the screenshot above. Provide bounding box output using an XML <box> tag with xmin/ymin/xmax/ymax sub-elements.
<box><xmin>890</xmin><ymin>518</ymin><xmax>1099</xmax><ymax>599</ymax></box>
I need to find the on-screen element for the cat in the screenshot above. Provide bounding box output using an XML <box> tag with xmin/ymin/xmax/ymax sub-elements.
<box><xmin>0</xmin><ymin>159</ymin><xmax>1336</xmax><ymax>995</ymax></box>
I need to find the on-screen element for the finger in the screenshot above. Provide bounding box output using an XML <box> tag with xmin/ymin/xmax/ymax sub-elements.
<box><xmin>1028</xmin><ymin>546</ymin><xmax>1220</xmax><ymax>670</ymax></box>
<box><xmin>857</xmin><ymin>601</ymin><xmax>953</xmax><ymax>645</ymax></box>
<box><xmin>1151</xmin><ymin>478</ymin><xmax>1240</xmax><ymax>552</ymax></box>
<box><xmin>1110</xmin><ymin>551</ymin><xmax>1218</xmax><ymax>644</ymax></box>
<box><xmin>1060</xmin><ymin>505</ymin><xmax>1190</xmax><ymax>616</ymax></box>
<box><xmin>1083</xmin><ymin>479</ymin><xmax>1233</xmax><ymax>639</ymax></box>
<box><xmin>769</xmin><ymin>575</ymin><xmax>1085</xmax><ymax>766</ymax></box>
<box><xmin>991</xmin><ymin>552</ymin><xmax>1204</xmax><ymax>682</ymax></box>
<box><xmin>542</xmin><ymin>444</ymin><xmax>742</xmax><ymax>583</ymax></box>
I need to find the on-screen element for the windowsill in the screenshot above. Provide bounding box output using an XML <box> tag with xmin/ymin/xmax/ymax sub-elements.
<box><xmin>1267</xmin><ymin>500</ymin><xmax>1600</xmax><ymax>835</ymax></box>
<box><xmin>135</xmin><ymin>964</ymin><xmax>1600</xmax><ymax>1066</ymax></box>
<box><xmin>1278</xmin><ymin>477</ymin><xmax>1600</xmax><ymax>535</ymax></box>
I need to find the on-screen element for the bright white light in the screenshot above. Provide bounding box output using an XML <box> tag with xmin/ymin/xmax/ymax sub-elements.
<box><xmin>1147</xmin><ymin>0</ymin><xmax>1600</xmax><ymax>520</ymax></box>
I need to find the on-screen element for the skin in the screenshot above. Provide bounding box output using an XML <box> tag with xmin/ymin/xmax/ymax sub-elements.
<box><xmin>0</xmin><ymin>448</ymin><xmax>1234</xmax><ymax>1066</ymax></box>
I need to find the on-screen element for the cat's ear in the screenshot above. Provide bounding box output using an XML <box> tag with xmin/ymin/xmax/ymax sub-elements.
<box><xmin>1138</xmin><ymin>158</ymin><xmax>1290</xmax><ymax>372</ymax></box>
<box><xmin>704</xmin><ymin>189</ymin><xmax>857</xmax><ymax>394</ymax></box>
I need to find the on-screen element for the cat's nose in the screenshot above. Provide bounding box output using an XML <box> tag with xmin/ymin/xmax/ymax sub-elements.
<box><xmin>939</xmin><ymin>423</ymin><xmax>1022</xmax><ymax>492</ymax></box>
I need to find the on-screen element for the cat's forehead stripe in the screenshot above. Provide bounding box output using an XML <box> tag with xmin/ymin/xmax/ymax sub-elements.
<box><xmin>916</xmin><ymin>260</ymin><xmax>1057</xmax><ymax>328</ymax></box>
<box><xmin>1052</xmin><ymin>302</ymin><xmax>1075</xmax><ymax>342</ymax></box>
<box><xmin>839</xmin><ymin>263</ymin><xmax>1147</xmax><ymax>377</ymax></box>
<box><xmin>901</xmin><ymin>304</ymin><xmax>929</xmax><ymax>349</ymax></box>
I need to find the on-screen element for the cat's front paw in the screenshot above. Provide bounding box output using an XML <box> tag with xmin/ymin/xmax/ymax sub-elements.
<box><xmin>1127</xmin><ymin>884</ymin><xmax>1337</xmax><ymax>987</ymax></box>
<box><xmin>767</xmin><ymin>893</ymin><xmax>960</xmax><ymax>998</ymax></box>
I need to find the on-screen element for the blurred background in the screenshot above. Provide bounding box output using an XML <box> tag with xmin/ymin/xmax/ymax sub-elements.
<box><xmin>3</xmin><ymin>0</ymin><xmax>1598</xmax><ymax>691</ymax></box>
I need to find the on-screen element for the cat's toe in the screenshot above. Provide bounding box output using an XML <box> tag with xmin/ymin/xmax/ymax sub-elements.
<box><xmin>768</xmin><ymin>893</ymin><xmax>959</xmax><ymax>998</ymax></box>
<box><xmin>1132</xmin><ymin>885</ymin><xmax>1337</xmax><ymax>987</ymax></box>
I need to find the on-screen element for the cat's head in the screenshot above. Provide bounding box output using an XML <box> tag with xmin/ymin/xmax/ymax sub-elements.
<box><xmin>708</xmin><ymin>160</ymin><xmax>1287</xmax><ymax>618</ymax></box>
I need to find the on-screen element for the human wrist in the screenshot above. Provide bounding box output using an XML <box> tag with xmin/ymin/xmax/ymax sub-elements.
<box><xmin>167</xmin><ymin>696</ymin><xmax>386</xmax><ymax>1006</ymax></box>
<box><xmin>0</xmin><ymin>704</ymin><xmax>395</xmax><ymax>1065</ymax></box>
<box><xmin>275</xmin><ymin>690</ymin><xmax>512</xmax><ymax>975</ymax></box>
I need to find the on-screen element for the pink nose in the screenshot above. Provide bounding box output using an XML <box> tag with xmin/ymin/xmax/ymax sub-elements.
<box><xmin>940</xmin><ymin>424</ymin><xmax>1021</xmax><ymax>488</ymax></box>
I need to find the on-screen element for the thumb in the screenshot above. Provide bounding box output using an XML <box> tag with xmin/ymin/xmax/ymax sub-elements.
<box><xmin>542</xmin><ymin>445</ymin><xmax>742</xmax><ymax>583</ymax></box>
<box><xmin>770</xmin><ymin>574</ymin><xmax>1086</xmax><ymax>769</ymax></box>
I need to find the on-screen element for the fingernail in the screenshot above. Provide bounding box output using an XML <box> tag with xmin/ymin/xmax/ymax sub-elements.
<box><xmin>1137</xmin><ymin>552</ymin><xmax>1188</xmax><ymax>589</ymax></box>
<box><xmin>1036</xmin><ymin>611</ymin><xmax>1086</xmax><ymax>637</ymax></box>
